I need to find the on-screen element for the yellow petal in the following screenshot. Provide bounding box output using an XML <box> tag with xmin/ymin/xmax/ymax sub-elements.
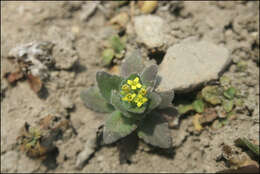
<box><xmin>136</xmin><ymin>83</ymin><xmax>142</xmax><ymax>88</ymax></box>
<box><xmin>131</xmin><ymin>85</ymin><xmax>137</xmax><ymax>90</ymax></box>
<box><xmin>134</xmin><ymin>77</ymin><xmax>139</xmax><ymax>83</ymax></box>
<box><xmin>127</xmin><ymin>80</ymin><xmax>133</xmax><ymax>85</ymax></box>
<box><xmin>137</xmin><ymin>102</ymin><xmax>142</xmax><ymax>107</ymax></box>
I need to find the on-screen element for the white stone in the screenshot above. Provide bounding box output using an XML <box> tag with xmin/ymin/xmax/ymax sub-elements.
<box><xmin>134</xmin><ymin>15</ymin><xmax>166</xmax><ymax>48</ymax></box>
<box><xmin>157</xmin><ymin>39</ymin><xmax>230</xmax><ymax>93</ymax></box>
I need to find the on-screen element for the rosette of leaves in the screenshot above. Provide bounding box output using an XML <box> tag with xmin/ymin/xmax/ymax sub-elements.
<box><xmin>81</xmin><ymin>50</ymin><xmax>174</xmax><ymax>148</ymax></box>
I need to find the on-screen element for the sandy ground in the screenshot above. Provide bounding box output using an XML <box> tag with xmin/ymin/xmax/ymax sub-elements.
<box><xmin>1</xmin><ymin>1</ymin><xmax>259</xmax><ymax>173</ymax></box>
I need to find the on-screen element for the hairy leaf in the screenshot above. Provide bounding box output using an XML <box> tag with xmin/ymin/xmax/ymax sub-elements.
<box><xmin>80</xmin><ymin>87</ymin><xmax>114</xmax><ymax>113</ymax></box>
<box><xmin>120</xmin><ymin>49</ymin><xmax>145</xmax><ymax>77</ymax></box>
<box><xmin>96</xmin><ymin>71</ymin><xmax>123</xmax><ymax>103</ymax></box>
<box><xmin>137</xmin><ymin>111</ymin><xmax>172</xmax><ymax>148</ymax></box>
<box><xmin>146</xmin><ymin>92</ymin><xmax>162</xmax><ymax>113</ymax></box>
<box><xmin>177</xmin><ymin>104</ymin><xmax>194</xmax><ymax>115</ymax></box>
<box><xmin>201</xmin><ymin>86</ymin><xmax>222</xmax><ymax>105</ymax></box>
<box><xmin>157</xmin><ymin>89</ymin><xmax>174</xmax><ymax>109</ymax></box>
<box><xmin>110</xmin><ymin>35</ymin><xmax>125</xmax><ymax>54</ymax></box>
<box><xmin>140</xmin><ymin>64</ymin><xmax>158</xmax><ymax>88</ymax></box>
<box><xmin>223</xmin><ymin>87</ymin><xmax>236</xmax><ymax>100</ymax></box>
<box><xmin>235</xmin><ymin>138</ymin><xmax>259</xmax><ymax>157</ymax></box>
<box><xmin>103</xmin><ymin>110</ymin><xmax>138</xmax><ymax>144</ymax></box>
<box><xmin>222</xmin><ymin>99</ymin><xmax>234</xmax><ymax>113</ymax></box>
<box><xmin>192</xmin><ymin>99</ymin><xmax>204</xmax><ymax>113</ymax></box>
<box><xmin>102</xmin><ymin>48</ymin><xmax>114</xmax><ymax>66</ymax></box>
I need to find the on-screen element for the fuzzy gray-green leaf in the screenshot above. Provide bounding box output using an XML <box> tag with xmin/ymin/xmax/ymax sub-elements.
<box><xmin>137</xmin><ymin>111</ymin><xmax>172</xmax><ymax>148</ymax></box>
<box><xmin>80</xmin><ymin>87</ymin><xmax>114</xmax><ymax>113</ymax></box>
<box><xmin>146</xmin><ymin>92</ymin><xmax>162</xmax><ymax>113</ymax></box>
<box><xmin>103</xmin><ymin>110</ymin><xmax>138</xmax><ymax>144</ymax></box>
<box><xmin>140</xmin><ymin>64</ymin><xmax>158</xmax><ymax>88</ymax></box>
<box><xmin>157</xmin><ymin>89</ymin><xmax>174</xmax><ymax>109</ymax></box>
<box><xmin>120</xmin><ymin>49</ymin><xmax>145</xmax><ymax>77</ymax></box>
<box><xmin>96</xmin><ymin>71</ymin><xmax>123</xmax><ymax>103</ymax></box>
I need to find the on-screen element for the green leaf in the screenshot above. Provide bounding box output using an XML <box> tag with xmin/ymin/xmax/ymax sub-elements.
<box><xmin>192</xmin><ymin>99</ymin><xmax>204</xmax><ymax>113</ymax></box>
<box><xmin>80</xmin><ymin>87</ymin><xmax>114</xmax><ymax>113</ymax></box>
<box><xmin>110</xmin><ymin>90</ymin><xmax>144</xmax><ymax>119</ymax></box>
<box><xmin>103</xmin><ymin>110</ymin><xmax>138</xmax><ymax>144</ymax></box>
<box><xmin>235</xmin><ymin>138</ymin><xmax>259</xmax><ymax>157</ymax></box>
<box><xmin>157</xmin><ymin>89</ymin><xmax>174</xmax><ymax>109</ymax></box>
<box><xmin>177</xmin><ymin>104</ymin><xmax>194</xmax><ymax>115</ymax></box>
<box><xmin>222</xmin><ymin>99</ymin><xmax>234</xmax><ymax>113</ymax></box>
<box><xmin>122</xmin><ymin>101</ymin><xmax>147</xmax><ymax>114</ymax></box>
<box><xmin>96</xmin><ymin>71</ymin><xmax>123</xmax><ymax>103</ymax></box>
<box><xmin>201</xmin><ymin>86</ymin><xmax>222</xmax><ymax>105</ymax></box>
<box><xmin>146</xmin><ymin>92</ymin><xmax>162</xmax><ymax>113</ymax></box>
<box><xmin>120</xmin><ymin>49</ymin><xmax>145</xmax><ymax>77</ymax></box>
<box><xmin>102</xmin><ymin>48</ymin><xmax>114</xmax><ymax>66</ymax></box>
<box><xmin>109</xmin><ymin>35</ymin><xmax>125</xmax><ymax>54</ymax></box>
<box><xmin>137</xmin><ymin>111</ymin><xmax>172</xmax><ymax>148</ymax></box>
<box><xmin>223</xmin><ymin>87</ymin><xmax>236</xmax><ymax>100</ymax></box>
<box><xmin>140</xmin><ymin>64</ymin><xmax>158</xmax><ymax>88</ymax></box>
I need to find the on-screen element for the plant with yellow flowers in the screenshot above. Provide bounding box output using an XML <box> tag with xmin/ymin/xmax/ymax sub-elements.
<box><xmin>81</xmin><ymin>50</ymin><xmax>175</xmax><ymax>148</ymax></box>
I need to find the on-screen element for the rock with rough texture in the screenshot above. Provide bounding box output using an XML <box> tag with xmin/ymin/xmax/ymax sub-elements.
<box><xmin>80</xmin><ymin>1</ymin><xmax>99</xmax><ymax>21</ymax></box>
<box><xmin>157</xmin><ymin>39</ymin><xmax>230</xmax><ymax>93</ymax></box>
<box><xmin>60</xmin><ymin>95</ymin><xmax>74</xmax><ymax>109</ymax></box>
<box><xmin>75</xmin><ymin>135</ymin><xmax>97</xmax><ymax>169</ymax></box>
<box><xmin>8</xmin><ymin>41</ymin><xmax>54</xmax><ymax>80</ymax></box>
<box><xmin>134</xmin><ymin>15</ymin><xmax>166</xmax><ymax>48</ymax></box>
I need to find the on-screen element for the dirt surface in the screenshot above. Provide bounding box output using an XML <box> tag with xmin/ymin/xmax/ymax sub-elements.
<box><xmin>1</xmin><ymin>1</ymin><xmax>259</xmax><ymax>173</ymax></box>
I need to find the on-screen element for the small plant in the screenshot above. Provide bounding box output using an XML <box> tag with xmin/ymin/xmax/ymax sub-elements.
<box><xmin>81</xmin><ymin>50</ymin><xmax>174</xmax><ymax>148</ymax></box>
<box><xmin>101</xmin><ymin>35</ymin><xmax>127</xmax><ymax>66</ymax></box>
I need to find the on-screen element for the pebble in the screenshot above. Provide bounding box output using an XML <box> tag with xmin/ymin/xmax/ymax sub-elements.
<box><xmin>157</xmin><ymin>38</ymin><xmax>231</xmax><ymax>93</ymax></box>
<box><xmin>75</xmin><ymin>135</ymin><xmax>97</xmax><ymax>169</ymax></box>
<box><xmin>134</xmin><ymin>15</ymin><xmax>166</xmax><ymax>48</ymax></box>
<box><xmin>60</xmin><ymin>95</ymin><xmax>74</xmax><ymax>109</ymax></box>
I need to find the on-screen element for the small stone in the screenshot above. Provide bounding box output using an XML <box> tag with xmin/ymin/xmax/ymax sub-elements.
<box><xmin>157</xmin><ymin>39</ymin><xmax>231</xmax><ymax>93</ymax></box>
<box><xmin>134</xmin><ymin>15</ymin><xmax>166</xmax><ymax>48</ymax></box>
<box><xmin>80</xmin><ymin>1</ymin><xmax>99</xmax><ymax>21</ymax></box>
<box><xmin>8</xmin><ymin>41</ymin><xmax>54</xmax><ymax>80</ymax></box>
<box><xmin>60</xmin><ymin>95</ymin><xmax>74</xmax><ymax>109</ymax></box>
<box><xmin>75</xmin><ymin>135</ymin><xmax>97</xmax><ymax>169</ymax></box>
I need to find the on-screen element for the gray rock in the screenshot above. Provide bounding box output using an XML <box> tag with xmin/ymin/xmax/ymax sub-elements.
<box><xmin>75</xmin><ymin>135</ymin><xmax>97</xmax><ymax>169</ymax></box>
<box><xmin>80</xmin><ymin>2</ymin><xmax>99</xmax><ymax>21</ymax></box>
<box><xmin>157</xmin><ymin>39</ymin><xmax>230</xmax><ymax>93</ymax></box>
<box><xmin>1</xmin><ymin>151</ymin><xmax>19</xmax><ymax>172</ymax></box>
<box><xmin>60</xmin><ymin>95</ymin><xmax>74</xmax><ymax>109</ymax></box>
<box><xmin>8</xmin><ymin>41</ymin><xmax>54</xmax><ymax>80</ymax></box>
<box><xmin>134</xmin><ymin>15</ymin><xmax>166</xmax><ymax>48</ymax></box>
<box><xmin>52</xmin><ymin>42</ymin><xmax>79</xmax><ymax>70</ymax></box>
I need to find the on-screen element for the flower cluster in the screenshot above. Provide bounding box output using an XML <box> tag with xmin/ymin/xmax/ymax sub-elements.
<box><xmin>121</xmin><ymin>77</ymin><xmax>148</xmax><ymax>107</ymax></box>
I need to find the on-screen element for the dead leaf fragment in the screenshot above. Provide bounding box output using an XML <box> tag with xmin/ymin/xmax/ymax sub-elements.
<box><xmin>192</xmin><ymin>114</ymin><xmax>203</xmax><ymax>132</ymax></box>
<box><xmin>27</xmin><ymin>74</ymin><xmax>43</xmax><ymax>93</ymax></box>
<box><xmin>5</xmin><ymin>71</ymin><xmax>24</xmax><ymax>84</ymax></box>
<box><xmin>200</xmin><ymin>108</ymin><xmax>218</xmax><ymax>124</ymax></box>
<box><xmin>138</xmin><ymin>1</ymin><xmax>158</xmax><ymax>14</ymax></box>
<box><xmin>109</xmin><ymin>12</ymin><xmax>129</xmax><ymax>28</ymax></box>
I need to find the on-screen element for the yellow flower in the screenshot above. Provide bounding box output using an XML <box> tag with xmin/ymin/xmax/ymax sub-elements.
<box><xmin>127</xmin><ymin>77</ymin><xmax>142</xmax><ymax>90</ymax></box>
<box><xmin>121</xmin><ymin>84</ymin><xmax>131</xmax><ymax>93</ymax></box>
<box><xmin>134</xmin><ymin>94</ymin><xmax>148</xmax><ymax>107</ymax></box>
<box><xmin>122</xmin><ymin>93</ymin><xmax>136</xmax><ymax>102</ymax></box>
<box><xmin>139</xmin><ymin>87</ymin><xmax>147</xmax><ymax>96</ymax></box>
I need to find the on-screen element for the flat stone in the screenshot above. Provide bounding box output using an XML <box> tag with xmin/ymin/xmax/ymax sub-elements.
<box><xmin>157</xmin><ymin>39</ymin><xmax>230</xmax><ymax>93</ymax></box>
<box><xmin>134</xmin><ymin>15</ymin><xmax>166</xmax><ymax>48</ymax></box>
